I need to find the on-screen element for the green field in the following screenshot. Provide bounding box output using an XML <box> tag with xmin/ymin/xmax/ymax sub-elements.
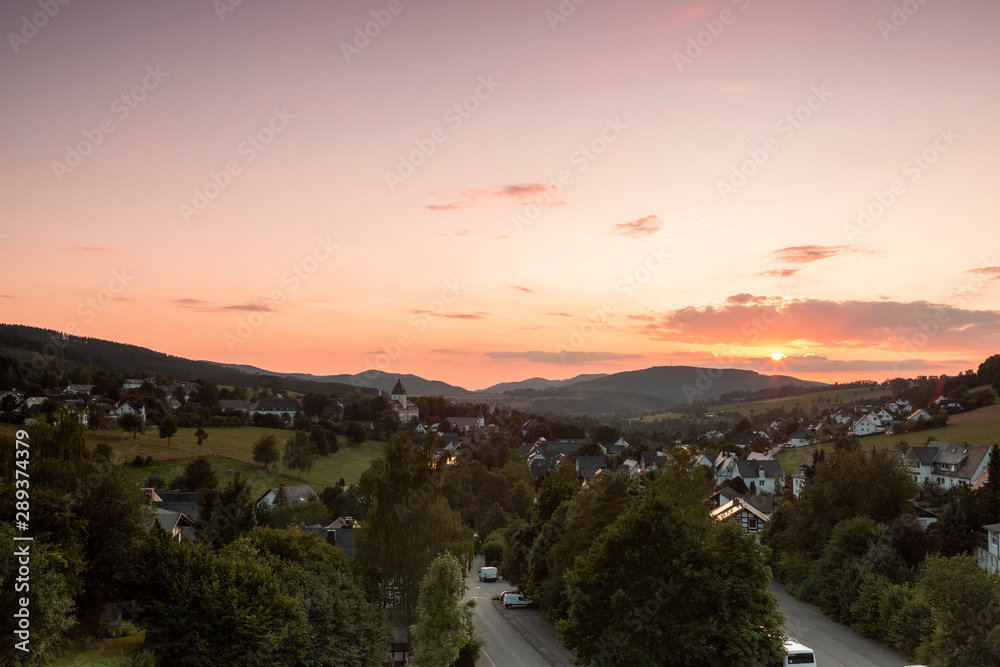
<box><xmin>52</xmin><ymin>635</ymin><xmax>144</xmax><ymax>666</ymax></box>
<box><xmin>1</xmin><ymin>423</ymin><xmax>386</xmax><ymax>499</ymax></box>
<box><xmin>642</xmin><ymin>386</ymin><xmax>893</xmax><ymax>422</ymax></box>
<box><xmin>773</xmin><ymin>403</ymin><xmax>1000</xmax><ymax>475</ymax></box>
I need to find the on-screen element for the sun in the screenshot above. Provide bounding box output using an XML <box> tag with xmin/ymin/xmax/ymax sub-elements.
<box><xmin>771</xmin><ymin>351</ymin><xmax>787</xmax><ymax>361</ymax></box>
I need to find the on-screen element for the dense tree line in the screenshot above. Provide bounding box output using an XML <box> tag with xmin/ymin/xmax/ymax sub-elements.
<box><xmin>764</xmin><ymin>440</ymin><xmax>1000</xmax><ymax>665</ymax></box>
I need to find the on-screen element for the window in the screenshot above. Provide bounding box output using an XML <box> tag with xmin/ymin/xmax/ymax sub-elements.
<box><xmin>748</xmin><ymin>518</ymin><xmax>757</xmax><ymax>530</ymax></box>
<box><xmin>787</xmin><ymin>652</ymin><xmax>816</xmax><ymax>664</ymax></box>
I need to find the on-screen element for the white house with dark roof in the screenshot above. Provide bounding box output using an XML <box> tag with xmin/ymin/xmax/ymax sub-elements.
<box><xmin>735</xmin><ymin>459</ymin><xmax>785</xmax><ymax>495</ymax></box>
<box><xmin>852</xmin><ymin>414</ymin><xmax>883</xmax><ymax>437</ymax></box>
<box><xmin>907</xmin><ymin>409</ymin><xmax>932</xmax><ymax>424</ymax></box>
<box><xmin>786</xmin><ymin>428</ymin><xmax>815</xmax><ymax>448</ymax></box>
<box><xmin>250</xmin><ymin>397</ymin><xmax>301</xmax><ymax>419</ymax></box>
<box><xmin>903</xmin><ymin>441</ymin><xmax>992</xmax><ymax>489</ymax></box>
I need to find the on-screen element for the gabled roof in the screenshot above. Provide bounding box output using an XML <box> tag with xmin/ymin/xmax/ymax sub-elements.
<box><xmin>710</xmin><ymin>498</ymin><xmax>771</xmax><ymax>524</ymax></box>
<box><xmin>258</xmin><ymin>484</ymin><xmax>317</xmax><ymax>505</ymax></box>
<box><xmin>735</xmin><ymin>459</ymin><xmax>784</xmax><ymax>479</ymax></box>
<box><xmin>155</xmin><ymin>507</ymin><xmax>195</xmax><ymax>534</ymax></box>
<box><xmin>391</xmin><ymin>379</ymin><xmax>406</xmax><ymax>395</ymax></box>
<box><xmin>983</xmin><ymin>522</ymin><xmax>1000</xmax><ymax>533</ymax></box>
<box><xmin>576</xmin><ymin>455</ymin><xmax>605</xmax><ymax>478</ymax></box>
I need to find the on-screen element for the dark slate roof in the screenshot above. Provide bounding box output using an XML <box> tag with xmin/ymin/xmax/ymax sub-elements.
<box><xmin>908</xmin><ymin>447</ymin><xmax>939</xmax><ymax>466</ymax></box>
<box><xmin>983</xmin><ymin>522</ymin><xmax>1000</xmax><ymax>533</ymax></box>
<box><xmin>392</xmin><ymin>379</ymin><xmax>406</xmax><ymax>395</ymax></box>
<box><xmin>576</xmin><ymin>456</ymin><xmax>605</xmax><ymax>478</ymax></box>
<box><xmin>542</xmin><ymin>440</ymin><xmax>588</xmax><ymax>456</ymax></box>
<box><xmin>735</xmin><ymin>459</ymin><xmax>784</xmax><ymax>479</ymax></box>
<box><xmin>258</xmin><ymin>484</ymin><xmax>317</xmax><ymax>505</ymax></box>
<box><xmin>332</xmin><ymin>526</ymin><xmax>355</xmax><ymax>559</ymax></box>
<box><xmin>252</xmin><ymin>398</ymin><xmax>301</xmax><ymax>412</ymax></box>
<box><xmin>218</xmin><ymin>400</ymin><xmax>251</xmax><ymax>411</ymax></box>
<box><xmin>154</xmin><ymin>491</ymin><xmax>203</xmax><ymax>521</ymax></box>
<box><xmin>639</xmin><ymin>451</ymin><xmax>659</xmax><ymax>468</ymax></box>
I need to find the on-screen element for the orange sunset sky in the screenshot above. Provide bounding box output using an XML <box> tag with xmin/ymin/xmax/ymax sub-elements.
<box><xmin>1</xmin><ymin>0</ymin><xmax>998</xmax><ymax>390</ymax></box>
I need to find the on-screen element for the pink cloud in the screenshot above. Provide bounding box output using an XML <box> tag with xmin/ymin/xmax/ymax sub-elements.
<box><xmin>611</xmin><ymin>215</ymin><xmax>663</xmax><ymax>238</ymax></box>
<box><xmin>636</xmin><ymin>296</ymin><xmax>1000</xmax><ymax>350</ymax></box>
<box><xmin>770</xmin><ymin>244</ymin><xmax>868</xmax><ymax>264</ymax></box>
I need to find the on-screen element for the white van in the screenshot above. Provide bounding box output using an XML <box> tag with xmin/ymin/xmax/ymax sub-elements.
<box><xmin>782</xmin><ymin>639</ymin><xmax>816</xmax><ymax>665</ymax></box>
<box><xmin>478</xmin><ymin>566</ymin><xmax>497</xmax><ymax>582</ymax></box>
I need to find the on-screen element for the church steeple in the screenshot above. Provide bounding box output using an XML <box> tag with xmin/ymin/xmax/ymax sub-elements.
<box><xmin>391</xmin><ymin>379</ymin><xmax>406</xmax><ymax>397</ymax></box>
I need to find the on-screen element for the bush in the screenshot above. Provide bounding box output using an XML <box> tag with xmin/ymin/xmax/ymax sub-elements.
<box><xmin>131</xmin><ymin>455</ymin><xmax>145</xmax><ymax>468</ymax></box>
<box><xmin>144</xmin><ymin>471</ymin><xmax>166</xmax><ymax>489</ymax></box>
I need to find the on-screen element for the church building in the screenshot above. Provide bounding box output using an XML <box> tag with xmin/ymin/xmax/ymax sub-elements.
<box><xmin>389</xmin><ymin>379</ymin><xmax>419</xmax><ymax>423</ymax></box>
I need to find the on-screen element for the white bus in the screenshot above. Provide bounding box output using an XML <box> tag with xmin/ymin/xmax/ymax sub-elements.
<box><xmin>782</xmin><ymin>639</ymin><xmax>816</xmax><ymax>665</ymax></box>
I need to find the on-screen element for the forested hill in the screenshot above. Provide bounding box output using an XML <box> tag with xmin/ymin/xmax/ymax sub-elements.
<box><xmin>0</xmin><ymin>323</ymin><xmax>373</xmax><ymax>395</ymax></box>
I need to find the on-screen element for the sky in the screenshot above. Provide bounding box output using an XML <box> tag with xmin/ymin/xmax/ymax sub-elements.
<box><xmin>1</xmin><ymin>0</ymin><xmax>999</xmax><ymax>391</ymax></box>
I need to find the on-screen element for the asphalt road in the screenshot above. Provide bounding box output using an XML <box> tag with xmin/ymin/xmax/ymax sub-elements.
<box><xmin>772</xmin><ymin>582</ymin><xmax>913</xmax><ymax>667</ymax></box>
<box><xmin>466</xmin><ymin>556</ymin><xmax>574</xmax><ymax>667</ymax></box>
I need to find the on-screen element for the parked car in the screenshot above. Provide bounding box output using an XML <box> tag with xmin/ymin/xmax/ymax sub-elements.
<box><xmin>502</xmin><ymin>593</ymin><xmax>534</xmax><ymax>609</ymax></box>
<box><xmin>478</xmin><ymin>566</ymin><xmax>498</xmax><ymax>582</ymax></box>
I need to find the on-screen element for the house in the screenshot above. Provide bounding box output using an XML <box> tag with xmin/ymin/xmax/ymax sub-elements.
<box><xmin>831</xmin><ymin>411</ymin><xmax>853</xmax><ymax>425</ymax></box>
<box><xmin>256</xmin><ymin>484</ymin><xmax>318</xmax><ymax>507</ymax></box>
<box><xmin>710</xmin><ymin>498</ymin><xmax>770</xmax><ymax>538</ymax></box>
<box><xmin>607</xmin><ymin>438</ymin><xmax>629</xmax><ymax>456</ymax></box>
<box><xmin>791</xmin><ymin>451</ymin><xmax>817</xmax><ymax>498</ymax></box>
<box><xmin>746</xmin><ymin>452</ymin><xmax>772</xmax><ymax>462</ymax></box>
<box><xmin>154</xmin><ymin>508</ymin><xmax>196</xmax><ymax>542</ymax></box>
<box><xmin>324</xmin><ymin>516</ymin><xmax>355</xmax><ymax>559</ymax></box>
<box><xmin>115</xmin><ymin>401</ymin><xmax>146</xmax><ymax>423</ymax></box>
<box><xmin>250</xmin><ymin>397</ymin><xmax>301</xmax><ymax>420</ymax></box>
<box><xmin>639</xmin><ymin>450</ymin><xmax>662</xmax><ymax>472</ymax></box>
<box><xmin>122</xmin><ymin>379</ymin><xmax>146</xmax><ymax>391</ymax></box>
<box><xmin>153</xmin><ymin>490</ymin><xmax>203</xmax><ymax>522</ymax></box>
<box><xmin>576</xmin><ymin>455</ymin><xmax>606</xmax><ymax>480</ymax></box>
<box><xmin>450</xmin><ymin>407</ymin><xmax>486</xmax><ymax>432</ymax></box>
<box><xmin>914</xmin><ymin>504</ymin><xmax>941</xmax><ymax>529</ymax></box>
<box><xmin>621</xmin><ymin>458</ymin><xmax>640</xmax><ymax>478</ymax></box>
<box><xmin>712</xmin><ymin>451</ymin><xmax>741</xmax><ymax>483</ymax></box>
<box><xmin>734</xmin><ymin>459</ymin><xmax>785</xmax><ymax>495</ymax></box>
<box><xmin>876</xmin><ymin>409</ymin><xmax>895</xmax><ymax>425</ymax></box>
<box><xmin>976</xmin><ymin>522</ymin><xmax>1000</xmax><ymax>574</ymax></box>
<box><xmin>903</xmin><ymin>441</ymin><xmax>992</xmax><ymax>489</ymax></box>
<box><xmin>218</xmin><ymin>399</ymin><xmax>251</xmax><ymax>412</ymax></box>
<box><xmin>907</xmin><ymin>409</ymin><xmax>932</xmax><ymax>424</ymax></box>
<box><xmin>852</xmin><ymin>414</ymin><xmax>883</xmax><ymax>437</ymax></box>
<box><xmin>64</xmin><ymin>384</ymin><xmax>95</xmax><ymax>395</ymax></box>
<box><xmin>388</xmin><ymin>379</ymin><xmax>419</xmax><ymax>423</ymax></box>
<box><xmin>786</xmin><ymin>428</ymin><xmax>815</xmax><ymax>448</ymax></box>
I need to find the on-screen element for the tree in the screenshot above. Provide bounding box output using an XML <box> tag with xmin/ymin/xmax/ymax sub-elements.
<box><xmin>194</xmin><ymin>427</ymin><xmax>209</xmax><ymax>448</ymax></box>
<box><xmin>284</xmin><ymin>431</ymin><xmax>314</xmax><ymax>480</ymax></box>
<box><xmin>302</xmin><ymin>392</ymin><xmax>329</xmax><ymax>419</ymax></box>
<box><xmin>310</xmin><ymin>424</ymin><xmax>330</xmax><ymax>456</ymax></box>
<box><xmin>916</xmin><ymin>555</ymin><xmax>1000</xmax><ymax>666</ymax></box>
<box><xmin>119</xmin><ymin>412</ymin><xmax>144</xmax><ymax>440</ymax></box>
<box><xmin>559</xmin><ymin>491</ymin><xmax>783</xmax><ymax>665</ymax></box>
<box><xmin>198</xmin><ymin>472</ymin><xmax>256</xmax><ymax>545</ymax></box>
<box><xmin>410</xmin><ymin>552</ymin><xmax>484</xmax><ymax>667</ymax></box>
<box><xmin>183</xmin><ymin>457</ymin><xmax>218</xmax><ymax>492</ymax></box>
<box><xmin>252</xmin><ymin>434</ymin><xmax>280</xmax><ymax>471</ymax></box>
<box><xmin>86</xmin><ymin>402</ymin><xmax>107</xmax><ymax>431</ymax></box>
<box><xmin>937</xmin><ymin>502</ymin><xmax>975</xmax><ymax>557</ymax></box>
<box><xmin>356</xmin><ymin>433</ymin><xmax>473</xmax><ymax>637</ymax></box>
<box><xmin>158</xmin><ymin>415</ymin><xmax>178</xmax><ymax>444</ymax></box>
<box><xmin>0</xmin><ymin>523</ymin><xmax>78</xmax><ymax>662</ymax></box>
